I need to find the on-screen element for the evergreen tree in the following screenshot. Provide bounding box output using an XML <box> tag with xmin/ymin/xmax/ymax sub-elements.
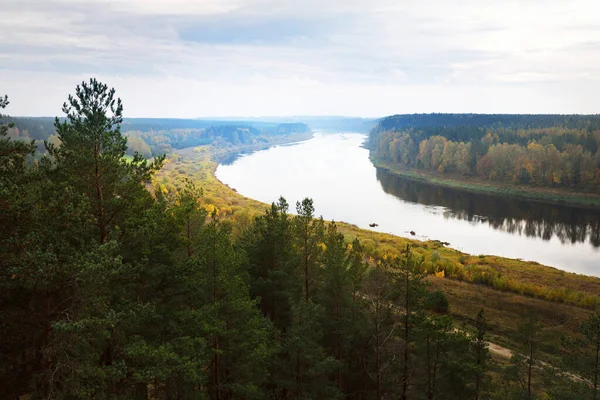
<box><xmin>48</xmin><ymin>78</ymin><xmax>164</xmax><ymax>244</ymax></box>
<box><xmin>581</xmin><ymin>311</ymin><xmax>600</xmax><ymax>400</ymax></box>
<box><xmin>396</xmin><ymin>246</ymin><xmax>427</xmax><ymax>400</ymax></box>
<box><xmin>242</xmin><ymin>197</ymin><xmax>298</xmax><ymax>331</ymax></box>
<box><xmin>172</xmin><ymin>178</ymin><xmax>208</xmax><ymax>259</ymax></box>
<box><xmin>189</xmin><ymin>217</ymin><xmax>274</xmax><ymax>399</ymax></box>
<box><xmin>0</xmin><ymin>94</ymin><xmax>50</xmax><ymax>397</ymax></box>
<box><xmin>558</xmin><ymin>311</ymin><xmax>600</xmax><ymax>400</ymax></box>
<box><xmin>363</xmin><ymin>265</ymin><xmax>401</xmax><ymax>400</ymax></box>
<box><xmin>415</xmin><ymin>315</ymin><xmax>472</xmax><ymax>399</ymax></box>
<box><xmin>293</xmin><ymin>198</ymin><xmax>325</xmax><ymax>303</ymax></box>
<box><xmin>276</xmin><ymin>301</ymin><xmax>340</xmax><ymax>399</ymax></box>
<box><xmin>472</xmin><ymin>309</ymin><xmax>490</xmax><ymax>400</ymax></box>
<box><xmin>24</xmin><ymin>79</ymin><xmax>174</xmax><ymax>398</ymax></box>
<box><xmin>317</xmin><ymin>222</ymin><xmax>369</xmax><ymax>395</ymax></box>
<box><xmin>511</xmin><ymin>314</ymin><xmax>542</xmax><ymax>399</ymax></box>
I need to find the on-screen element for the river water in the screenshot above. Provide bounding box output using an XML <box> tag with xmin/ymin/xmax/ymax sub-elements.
<box><xmin>215</xmin><ymin>133</ymin><xmax>600</xmax><ymax>276</ymax></box>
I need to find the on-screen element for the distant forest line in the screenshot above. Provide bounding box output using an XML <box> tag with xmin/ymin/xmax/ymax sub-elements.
<box><xmin>5</xmin><ymin>116</ymin><xmax>312</xmax><ymax>157</ymax></box>
<box><xmin>5</xmin><ymin>115</ymin><xmax>376</xmax><ymax>158</ymax></box>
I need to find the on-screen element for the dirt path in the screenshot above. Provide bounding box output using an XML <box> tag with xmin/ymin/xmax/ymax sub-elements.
<box><xmin>487</xmin><ymin>341</ymin><xmax>513</xmax><ymax>359</ymax></box>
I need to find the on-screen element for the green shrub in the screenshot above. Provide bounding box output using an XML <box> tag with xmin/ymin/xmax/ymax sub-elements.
<box><xmin>425</xmin><ymin>290</ymin><xmax>449</xmax><ymax>313</ymax></box>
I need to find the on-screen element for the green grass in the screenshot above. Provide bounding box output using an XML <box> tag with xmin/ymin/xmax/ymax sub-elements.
<box><xmin>371</xmin><ymin>157</ymin><xmax>600</xmax><ymax>208</ymax></box>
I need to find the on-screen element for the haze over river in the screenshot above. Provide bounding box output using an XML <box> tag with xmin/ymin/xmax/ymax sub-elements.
<box><xmin>216</xmin><ymin>133</ymin><xmax>600</xmax><ymax>277</ymax></box>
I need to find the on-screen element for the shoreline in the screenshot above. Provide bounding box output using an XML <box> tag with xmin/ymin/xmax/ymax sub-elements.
<box><xmin>371</xmin><ymin>156</ymin><xmax>600</xmax><ymax>209</ymax></box>
<box><xmin>155</xmin><ymin>132</ymin><xmax>600</xmax><ymax>372</ymax></box>
<box><xmin>159</xmin><ymin>136</ymin><xmax>600</xmax><ymax>309</ymax></box>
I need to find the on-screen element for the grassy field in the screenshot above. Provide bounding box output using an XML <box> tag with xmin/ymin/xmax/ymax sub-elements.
<box><xmin>154</xmin><ymin>137</ymin><xmax>599</xmax><ymax>373</ymax></box>
<box><xmin>372</xmin><ymin>156</ymin><xmax>600</xmax><ymax>208</ymax></box>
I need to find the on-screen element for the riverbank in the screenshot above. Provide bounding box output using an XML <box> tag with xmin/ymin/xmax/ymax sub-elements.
<box><xmin>155</xmin><ymin>136</ymin><xmax>600</xmax><ymax>365</ymax></box>
<box><xmin>158</xmin><ymin>137</ymin><xmax>600</xmax><ymax>309</ymax></box>
<box><xmin>371</xmin><ymin>156</ymin><xmax>600</xmax><ymax>208</ymax></box>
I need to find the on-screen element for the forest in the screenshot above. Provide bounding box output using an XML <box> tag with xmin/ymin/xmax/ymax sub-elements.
<box><xmin>370</xmin><ymin>114</ymin><xmax>600</xmax><ymax>190</ymax></box>
<box><xmin>5</xmin><ymin>116</ymin><xmax>311</xmax><ymax>158</ymax></box>
<box><xmin>1</xmin><ymin>80</ymin><xmax>600</xmax><ymax>399</ymax></box>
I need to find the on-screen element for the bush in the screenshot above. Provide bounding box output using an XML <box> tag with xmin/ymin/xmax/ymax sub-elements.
<box><xmin>425</xmin><ymin>290</ymin><xmax>449</xmax><ymax>313</ymax></box>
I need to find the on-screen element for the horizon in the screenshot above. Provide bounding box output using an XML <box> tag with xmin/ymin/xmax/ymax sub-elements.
<box><xmin>8</xmin><ymin>112</ymin><xmax>600</xmax><ymax>121</ymax></box>
<box><xmin>2</xmin><ymin>0</ymin><xmax>600</xmax><ymax>117</ymax></box>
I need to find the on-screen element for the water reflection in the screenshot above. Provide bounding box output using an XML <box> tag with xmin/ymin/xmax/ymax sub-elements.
<box><xmin>376</xmin><ymin>168</ymin><xmax>600</xmax><ymax>248</ymax></box>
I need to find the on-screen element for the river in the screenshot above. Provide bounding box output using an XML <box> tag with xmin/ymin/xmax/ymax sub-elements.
<box><xmin>215</xmin><ymin>133</ymin><xmax>600</xmax><ymax>276</ymax></box>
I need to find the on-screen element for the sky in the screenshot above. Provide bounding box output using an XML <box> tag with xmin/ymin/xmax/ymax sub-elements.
<box><xmin>1</xmin><ymin>0</ymin><xmax>599</xmax><ymax>117</ymax></box>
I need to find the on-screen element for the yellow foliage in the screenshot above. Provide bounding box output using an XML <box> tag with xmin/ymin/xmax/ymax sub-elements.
<box><xmin>204</xmin><ymin>204</ymin><xmax>219</xmax><ymax>216</ymax></box>
<box><xmin>434</xmin><ymin>270</ymin><xmax>445</xmax><ymax>278</ymax></box>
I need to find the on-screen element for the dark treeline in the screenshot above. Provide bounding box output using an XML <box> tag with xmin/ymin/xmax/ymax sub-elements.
<box><xmin>376</xmin><ymin>113</ymin><xmax>600</xmax><ymax>132</ymax></box>
<box><xmin>376</xmin><ymin>168</ymin><xmax>600</xmax><ymax>247</ymax></box>
<box><xmin>370</xmin><ymin>114</ymin><xmax>600</xmax><ymax>189</ymax></box>
<box><xmin>6</xmin><ymin>116</ymin><xmax>311</xmax><ymax>158</ymax></box>
<box><xmin>2</xmin><ymin>81</ymin><xmax>600</xmax><ymax>399</ymax></box>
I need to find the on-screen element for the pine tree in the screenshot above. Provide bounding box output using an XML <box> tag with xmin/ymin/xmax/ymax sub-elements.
<box><xmin>293</xmin><ymin>198</ymin><xmax>325</xmax><ymax>303</ymax></box>
<box><xmin>363</xmin><ymin>264</ymin><xmax>400</xmax><ymax>400</ymax></box>
<box><xmin>242</xmin><ymin>197</ymin><xmax>298</xmax><ymax>331</ymax></box>
<box><xmin>511</xmin><ymin>314</ymin><xmax>542</xmax><ymax>399</ymax></box>
<box><xmin>172</xmin><ymin>178</ymin><xmax>207</xmax><ymax>259</ymax></box>
<box><xmin>559</xmin><ymin>311</ymin><xmax>600</xmax><ymax>400</ymax></box>
<box><xmin>318</xmin><ymin>222</ymin><xmax>369</xmax><ymax>395</ymax></box>
<box><xmin>473</xmin><ymin>309</ymin><xmax>490</xmax><ymax>400</ymax></box>
<box><xmin>0</xmin><ymin>94</ymin><xmax>46</xmax><ymax>397</ymax></box>
<box><xmin>275</xmin><ymin>300</ymin><xmax>340</xmax><ymax>399</ymax></box>
<box><xmin>190</xmin><ymin>217</ymin><xmax>274</xmax><ymax>399</ymax></box>
<box><xmin>581</xmin><ymin>311</ymin><xmax>600</xmax><ymax>400</ymax></box>
<box><xmin>396</xmin><ymin>245</ymin><xmax>427</xmax><ymax>400</ymax></box>
<box><xmin>416</xmin><ymin>315</ymin><xmax>454</xmax><ymax>399</ymax></box>
<box><xmin>48</xmin><ymin>78</ymin><xmax>164</xmax><ymax>245</ymax></box>
<box><xmin>28</xmin><ymin>79</ymin><xmax>174</xmax><ymax>398</ymax></box>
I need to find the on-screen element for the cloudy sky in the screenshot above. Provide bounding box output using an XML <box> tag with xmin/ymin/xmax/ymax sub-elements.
<box><xmin>1</xmin><ymin>0</ymin><xmax>599</xmax><ymax>117</ymax></box>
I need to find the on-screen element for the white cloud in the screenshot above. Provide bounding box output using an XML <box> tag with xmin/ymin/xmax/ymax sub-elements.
<box><xmin>1</xmin><ymin>0</ymin><xmax>599</xmax><ymax>116</ymax></box>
